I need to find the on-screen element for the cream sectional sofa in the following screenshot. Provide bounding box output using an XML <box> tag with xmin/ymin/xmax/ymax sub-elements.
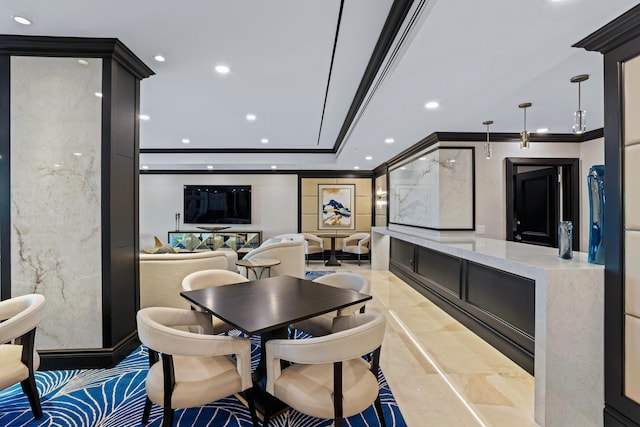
<box><xmin>139</xmin><ymin>250</ymin><xmax>238</xmax><ymax>309</ymax></box>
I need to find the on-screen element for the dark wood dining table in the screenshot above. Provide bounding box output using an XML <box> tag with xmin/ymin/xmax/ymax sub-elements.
<box><xmin>317</xmin><ymin>233</ymin><xmax>350</xmax><ymax>266</ymax></box>
<box><xmin>180</xmin><ymin>274</ymin><xmax>372</xmax><ymax>413</ymax></box>
<box><xmin>180</xmin><ymin>275</ymin><xmax>372</xmax><ymax>368</ymax></box>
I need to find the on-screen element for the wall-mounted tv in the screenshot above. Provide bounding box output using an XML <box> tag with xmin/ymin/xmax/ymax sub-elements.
<box><xmin>184</xmin><ymin>185</ymin><xmax>252</xmax><ymax>224</ymax></box>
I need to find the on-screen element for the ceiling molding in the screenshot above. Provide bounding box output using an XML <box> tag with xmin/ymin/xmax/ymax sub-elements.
<box><xmin>140</xmin><ymin>148</ymin><xmax>335</xmax><ymax>154</ymax></box>
<box><xmin>141</xmin><ymin>169</ymin><xmax>373</xmax><ymax>177</ymax></box>
<box><xmin>574</xmin><ymin>3</ymin><xmax>640</xmax><ymax>54</ymax></box>
<box><xmin>331</xmin><ymin>0</ymin><xmax>417</xmax><ymax>153</ymax></box>
<box><xmin>0</xmin><ymin>35</ymin><xmax>154</xmax><ymax>79</ymax></box>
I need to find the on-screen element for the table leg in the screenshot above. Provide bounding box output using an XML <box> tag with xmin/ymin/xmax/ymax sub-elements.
<box><xmin>252</xmin><ymin>327</ymin><xmax>289</xmax><ymax>384</ymax></box>
<box><xmin>325</xmin><ymin>237</ymin><xmax>341</xmax><ymax>267</ymax></box>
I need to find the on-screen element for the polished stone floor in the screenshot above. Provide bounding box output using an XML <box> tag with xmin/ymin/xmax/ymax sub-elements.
<box><xmin>307</xmin><ymin>261</ymin><xmax>538</xmax><ymax>427</ymax></box>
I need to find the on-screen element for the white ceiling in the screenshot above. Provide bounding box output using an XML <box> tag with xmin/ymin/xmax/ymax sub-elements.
<box><xmin>2</xmin><ymin>0</ymin><xmax>638</xmax><ymax>171</ymax></box>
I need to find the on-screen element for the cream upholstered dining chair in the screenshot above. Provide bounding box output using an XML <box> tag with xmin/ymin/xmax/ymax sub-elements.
<box><xmin>181</xmin><ymin>269</ymin><xmax>248</xmax><ymax>334</ymax></box>
<box><xmin>291</xmin><ymin>272</ymin><xmax>370</xmax><ymax>337</ymax></box>
<box><xmin>302</xmin><ymin>233</ymin><xmax>325</xmax><ymax>265</ymax></box>
<box><xmin>0</xmin><ymin>294</ymin><xmax>46</xmax><ymax>420</ymax></box>
<box><xmin>262</xmin><ymin>312</ymin><xmax>387</xmax><ymax>427</ymax></box>
<box><xmin>341</xmin><ymin>233</ymin><xmax>371</xmax><ymax>265</ymax></box>
<box><xmin>137</xmin><ymin>307</ymin><xmax>258</xmax><ymax>427</ymax></box>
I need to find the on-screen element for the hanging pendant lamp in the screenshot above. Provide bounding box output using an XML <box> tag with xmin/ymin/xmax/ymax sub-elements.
<box><xmin>519</xmin><ymin>102</ymin><xmax>532</xmax><ymax>149</ymax></box>
<box><xmin>482</xmin><ymin>120</ymin><xmax>493</xmax><ymax>159</ymax></box>
<box><xmin>571</xmin><ymin>74</ymin><xmax>589</xmax><ymax>135</ymax></box>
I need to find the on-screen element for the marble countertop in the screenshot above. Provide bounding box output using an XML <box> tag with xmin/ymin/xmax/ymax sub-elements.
<box><xmin>372</xmin><ymin>226</ymin><xmax>603</xmax><ymax>278</ymax></box>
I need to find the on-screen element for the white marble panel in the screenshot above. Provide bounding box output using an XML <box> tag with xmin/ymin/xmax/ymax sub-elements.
<box><xmin>439</xmin><ymin>148</ymin><xmax>473</xmax><ymax>228</ymax></box>
<box><xmin>626</xmin><ymin>231</ymin><xmax>640</xmax><ymax>317</ymax></box>
<box><xmin>10</xmin><ymin>56</ymin><xmax>103</xmax><ymax>350</ymax></box>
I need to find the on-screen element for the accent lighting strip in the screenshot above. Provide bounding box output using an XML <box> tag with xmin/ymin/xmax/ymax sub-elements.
<box><xmin>388</xmin><ymin>310</ymin><xmax>488</xmax><ymax>427</ymax></box>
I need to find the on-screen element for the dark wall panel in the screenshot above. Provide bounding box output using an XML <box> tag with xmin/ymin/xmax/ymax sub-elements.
<box><xmin>416</xmin><ymin>246</ymin><xmax>461</xmax><ymax>297</ymax></box>
<box><xmin>466</xmin><ymin>262</ymin><xmax>535</xmax><ymax>338</ymax></box>
<box><xmin>390</xmin><ymin>237</ymin><xmax>414</xmax><ymax>271</ymax></box>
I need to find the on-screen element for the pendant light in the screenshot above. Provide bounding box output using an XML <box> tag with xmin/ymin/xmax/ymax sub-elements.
<box><xmin>482</xmin><ymin>120</ymin><xmax>493</xmax><ymax>159</ymax></box>
<box><xmin>571</xmin><ymin>74</ymin><xmax>589</xmax><ymax>135</ymax></box>
<box><xmin>519</xmin><ymin>102</ymin><xmax>532</xmax><ymax>149</ymax></box>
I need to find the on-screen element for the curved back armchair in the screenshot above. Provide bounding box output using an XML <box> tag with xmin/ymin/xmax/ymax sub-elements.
<box><xmin>137</xmin><ymin>307</ymin><xmax>258</xmax><ymax>427</ymax></box>
<box><xmin>302</xmin><ymin>233</ymin><xmax>325</xmax><ymax>265</ymax></box>
<box><xmin>239</xmin><ymin>239</ymin><xmax>305</xmax><ymax>279</ymax></box>
<box><xmin>263</xmin><ymin>312</ymin><xmax>387</xmax><ymax>427</ymax></box>
<box><xmin>182</xmin><ymin>269</ymin><xmax>249</xmax><ymax>334</ymax></box>
<box><xmin>341</xmin><ymin>233</ymin><xmax>371</xmax><ymax>265</ymax></box>
<box><xmin>0</xmin><ymin>294</ymin><xmax>46</xmax><ymax>420</ymax></box>
<box><xmin>291</xmin><ymin>272</ymin><xmax>371</xmax><ymax>337</ymax></box>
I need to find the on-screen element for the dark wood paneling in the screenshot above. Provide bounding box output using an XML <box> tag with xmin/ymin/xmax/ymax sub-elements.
<box><xmin>0</xmin><ymin>56</ymin><xmax>10</xmax><ymax>299</ymax></box>
<box><xmin>416</xmin><ymin>246</ymin><xmax>461</xmax><ymax>297</ymax></box>
<box><xmin>39</xmin><ymin>332</ymin><xmax>139</xmax><ymax>370</ymax></box>
<box><xmin>390</xmin><ymin>237</ymin><xmax>415</xmax><ymax>272</ymax></box>
<box><xmin>604</xmin><ymin>407</ymin><xmax>640</xmax><ymax>427</ymax></box>
<box><xmin>465</xmin><ymin>262</ymin><xmax>535</xmax><ymax>352</ymax></box>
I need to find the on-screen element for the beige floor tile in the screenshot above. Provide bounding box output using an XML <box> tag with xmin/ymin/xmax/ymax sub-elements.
<box><xmin>312</xmin><ymin>263</ymin><xmax>538</xmax><ymax>427</ymax></box>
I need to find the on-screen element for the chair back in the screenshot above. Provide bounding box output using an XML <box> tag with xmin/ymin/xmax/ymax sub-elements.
<box><xmin>182</xmin><ymin>269</ymin><xmax>248</xmax><ymax>291</ymax></box>
<box><xmin>242</xmin><ymin>239</ymin><xmax>305</xmax><ymax>278</ymax></box>
<box><xmin>314</xmin><ymin>272</ymin><xmax>370</xmax><ymax>315</ymax></box>
<box><xmin>0</xmin><ymin>294</ymin><xmax>45</xmax><ymax>344</ymax></box>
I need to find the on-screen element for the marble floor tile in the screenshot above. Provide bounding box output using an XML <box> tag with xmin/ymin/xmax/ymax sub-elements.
<box><xmin>308</xmin><ymin>262</ymin><xmax>537</xmax><ymax>427</ymax></box>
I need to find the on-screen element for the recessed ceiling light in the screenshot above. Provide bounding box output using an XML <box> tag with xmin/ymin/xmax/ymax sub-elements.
<box><xmin>153</xmin><ymin>55</ymin><xmax>165</xmax><ymax>62</ymax></box>
<box><xmin>77</xmin><ymin>59</ymin><xmax>89</xmax><ymax>66</ymax></box>
<box><xmin>365</xmin><ymin>156</ymin><xmax>373</xmax><ymax>160</ymax></box>
<box><xmin>53</xmin><ymin>163</ymin><xmax>61</xmax><ymax>168</ymax></box>
<box><xmin>400</xmin><ymin>166</ymin><xmax>407</xmax><ymax>170</ymax></box>
<box><xmin>94</xmin><ymin>92</ymin><xmax>103</xmax><ymax>98</ymax></box>
<box><xmin>271</xmin><ymin>165</ymin><xmax>277</xmax><ymax>169</ymax></box>
<box><xmin>354</xmin><ymin>166</ymin><xmax>360</xmax><ymax>170</ymax></box>
<box><xmin>536</xmin><ymin>128</ymin><xmax>549</xmax><ymax>133</ymax></box>
<box><xmin>384</xmin><ymin>138</ymin><xmax>394</xmax><ymax>144</ymax></box>
<box><xmin>246</xmin><ymin>114</ymin><xmax>257</xmax><ymax>121</ymax></box>
<box><xmin>13</xmin><ymin>16</ymin><xmax>31</xmax><ymax>25</ymax></box>
<box><xmin>260</xmin><ymin>138</ymin><xmax>269</xmax><ymax>144</ymax></box>
<box><xmin>142</xmin><ymin>165</ymin><xmax>149</xmax><ymax>170</ymax></box>
<box><xmin>425</xmin><ymin>101</ymin><xmax>439</xmax><ymax>109</ymax></box>
<box><xmin>181</xmin><ymin>138</ymin><xmax>190</xmax><ymax>144</ymax></box>
<box><xmin>215</xmin><ymin>65</ymin><xmax>230</xmax><ymax>74</ymax></box>
<box><xmin>73</xmin><ymin>152</ymin><xmax>82</xmax><ymax>156</ymax></box>
<box><xmin>419</xmin><ymin>157</ymin><xmax>426</xmax><ymax>160</ymax></box>
<box><xmin>139</xmin><ymin>114</ymin><xmax>150</xmax><ymax>121</ymax></box>
<box><xmin>207</xmin><ymin>165</ymin><xmax>214</xmax><ymax>170</ymax></box>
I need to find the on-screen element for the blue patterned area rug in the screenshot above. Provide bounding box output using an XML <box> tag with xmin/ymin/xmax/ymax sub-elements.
<box><xmin>304</xmin><ymin>270</ymin><xmax>335</xmax><ymax>281</ymax></box>
<box><xmin>0</xmin><ymin>338</ymin><xmax>406</xmax><ymax>426</ymax></box>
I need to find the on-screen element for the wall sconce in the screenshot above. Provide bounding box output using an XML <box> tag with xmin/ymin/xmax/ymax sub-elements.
<box><xmin>571</xmin><ymin>74</ymin><xmax>589</xmax><ymax>135</ymax></box>
<box><xmin>376</xmin><ymin>190</ymin><xmax>387</xmax><ymax>207</ymax></box>
<box><xmin>519</xmin><ymin>102</ymin><xmax>532</xmax><ymax>149</ymax></box>
<box><xmin>482</xmin><ymin>120</ymin><xmax>493</xmax><ymax>159</ymax></box>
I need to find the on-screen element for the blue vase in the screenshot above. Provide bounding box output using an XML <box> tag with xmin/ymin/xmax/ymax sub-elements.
<box><xmin>588</xmin><ymin>165</ymin><xmax>605</xmax><ymax>264</ymax></box>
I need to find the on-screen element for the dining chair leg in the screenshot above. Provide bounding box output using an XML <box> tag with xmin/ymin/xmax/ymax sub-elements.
<box><xmin>162</xmin><ymin>406</ymin><xmax>174</xmax><ymax>427</ymax></box>
<box><xmin>142</xmin><ymin>397</ymin><xmax>153</xmax><ymax>423</ymax></box>
<box><xmin>357</xmin><ymin>253</ymin><xmax>361</xmax><ymax>266</ymax></box>
<box><xmin>243</xmin><ymin>388</ymin><xmax>259</xmax><ymax>427</ymax></box>
<box><xmin>374</xmin><ymin>396</ymin><xmax>387</xmax><ymax>427</ymax></box>
<box><xmin>262</xmin><ymin>393</ymin><xmax>277</xmax><ymax>427</ymax></box>
<box><xmin>20</xmin><ymin>374</ymin><xmax>42</xmax><ymax>419</ymax></box>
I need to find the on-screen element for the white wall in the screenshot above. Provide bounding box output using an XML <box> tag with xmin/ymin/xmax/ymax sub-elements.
<box><xmin>140</xmin><ymin>174</ymin><xmax>298</xmax><ymax>248</ymax></box>
<box><xmin>442</xmin><ymin>138</ymin><xmax>604</xmax><ymax>252</ymax></box>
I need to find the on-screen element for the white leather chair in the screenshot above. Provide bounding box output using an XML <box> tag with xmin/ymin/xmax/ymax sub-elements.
<box><xmin>239</xmin><ymin>239</ymin><xmax>305</xmax><ymax>279</ymax></box>
<box><xmin>291</xmin><ymin>273</ymin><xmax>370</xmax><ymax>337</ymax></box>
<box><xmin>263</xmin><ymin>312</ymin><xmax>387</xmax><ymax>427</ymax></box>
<box><xmin>260</xmin><ymin>233</ymin><xmax>304</xmax><ymax>247</ymax></box>
<box><xmin>181</xmin><ymin>269</ymin><xmax>249</xmax><ymax>334</ymax></box>
<box><xmin>0</xmin><ymin>294</ymin><xmax>46</xmax><ymax>420</ymax></box>
<box><xmin>342</xmin><ymin>233</ymin><xmax>371</xmax><ymax>265</ymax></box>
<box><xmin>137</xmin><ymin>307</ymin><xmax>258</xmax><ymax>427</ymax></box>
<box><xmin>303</xmin><ymin>233</ymin><xmax>325</xmax><ymax>265</ymax></box>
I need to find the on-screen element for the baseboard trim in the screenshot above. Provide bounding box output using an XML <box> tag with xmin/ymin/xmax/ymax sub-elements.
<box><xmin>604</xmin><ymin>406</ymin><xmax>640</xmax><ymax>426</ymax></box>
<box><xmin>39</xmin><ymin>331</ymin><xmax>140</xmax><ymax>370</ymax></box>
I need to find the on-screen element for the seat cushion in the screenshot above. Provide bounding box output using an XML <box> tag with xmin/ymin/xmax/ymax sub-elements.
<box><xmin>274</xmin><ymin>358</ymin><xmax>378</xmax><ymax>419</ymax></box>
<box><xmin>146</xmin><ymin>354</ymin><xmax>242</xmax><ymax>408</ymax></box>
<box><xmin>0</xmin><ymin>345</ymin><xmax>39</xmax><ymax>391</ymax></box>
<box><xmin>343</xmin><ymin>246</ymin><xmax>369</xmax><ymax>255</ymax></box>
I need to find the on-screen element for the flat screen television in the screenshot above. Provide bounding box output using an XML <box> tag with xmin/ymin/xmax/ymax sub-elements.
<box><xmin>183</xmin><ymin>185</ymin><xmax>252</xmax><ymax>224</ymax></box>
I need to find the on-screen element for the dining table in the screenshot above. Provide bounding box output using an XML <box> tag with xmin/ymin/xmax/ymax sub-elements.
<box><xmin>317</xmin><ymin>233</ymin><xmax>350</xmax><ymax>266</ymax></box>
